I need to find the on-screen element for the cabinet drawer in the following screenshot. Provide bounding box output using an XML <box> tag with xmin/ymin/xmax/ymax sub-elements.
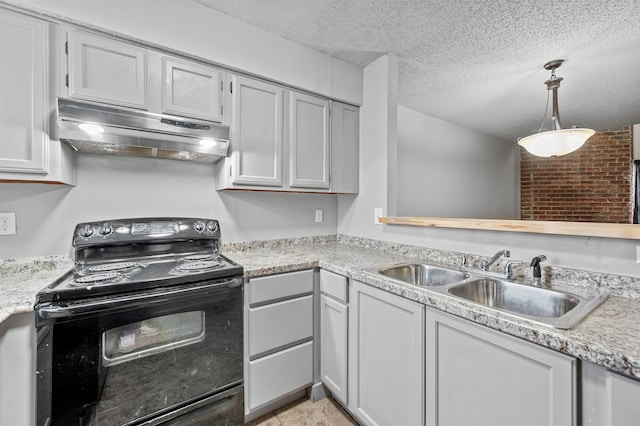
<box><xmin>249</xmin><ymin>270</ymin><xmax>313</xmax><ymax>305</ymax></box>
<box><xmin>247</xmin><ymin>341</ymin><xmax>313</xmax><ymax>411</ymax></box>
<box><xmin>320</xmin><ymin>269</ymin><xmax>347</xmax><ymax>302</ymax></box>
<box><xmin>248</xmin><ymin>295</ymin><xmax>313</xmax><ymax>357</ymax></box>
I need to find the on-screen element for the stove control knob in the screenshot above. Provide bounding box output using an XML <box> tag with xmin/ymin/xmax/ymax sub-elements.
<box><xmin>206</xmin><ymin>221</ymin><xmax>218</xmax><ymax>233</ymax></box>
<box><xmin>98</xmin><ymin>223</ymin><xmax>113</xmax><ymax>237</ymax></box>
<box><xmin>77</xmin><ymin>224</ymin><xmax>94</xmax><ymax>238</ymax></box>
<box><xmin>193</xmin><ymin>221</ymin><xmax>206</xmax><ymax>232</ymax></box>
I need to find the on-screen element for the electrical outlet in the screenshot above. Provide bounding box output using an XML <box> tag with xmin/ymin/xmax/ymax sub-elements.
<box><xmin>374</xmin><ymin>208</ymin><xmax>383</xmax><ymax>224</ymax></box>
<box><xmin>0</xmin><ymin>212</ymin><xmax>16</xmax><ymax>235</ymax></box>
<box><xmin>315</xmin><ymin>209</ymin><xmax>323</xmax><ymax>223</ymax></box>
<box><xmin>637</xmin><ymin>245</ymin><xmax>640</xmax><ymax>263</ymax></box>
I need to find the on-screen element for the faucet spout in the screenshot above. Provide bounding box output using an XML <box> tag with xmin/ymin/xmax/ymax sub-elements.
<box><xmin>481</xmin><ymin>250</ymin><xmax>510</xmax><ymax>271</ymax></box>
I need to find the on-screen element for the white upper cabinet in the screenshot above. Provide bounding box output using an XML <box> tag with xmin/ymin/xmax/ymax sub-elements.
<box><xmin>161</xmin><ymin>57</ymin><xmax>224</xmax><ymax>122</ymax></box>
<box><xmin>0</xmin><ymin>8</ymin><xmax>48</xmax><ymax>174</ymax></box>
<box><xmin>226</xmin><ymin>74</ymin><xmax>284</xmax><ymax>186</ymax></box>
<box><xmin>330</xmin><ymin>101</ymin><xmax>359</xmax><ymax>193</ymax></box>
<box><xmin>288</xmin><ymin>91</ymin><xmax>330</xmax><ymax>189</ymax></box>
<box><xmin>66</xmin><ymin>29</ymin><xmax>147</xmax><ymax>109</ymax></box>
<box><xmin>64</xmin><ymin>29</ymin><xmax>228</xmax><ymax>123</ymax></box>
<box><xmin>217</xmin><ymin>74</ymin><xmax>356</xmax><ymax>193</ymax></box>
<box><xmin>0</xmin><ymin>8</ymin><xmax>74</xmax><ymax>184</ymax></box>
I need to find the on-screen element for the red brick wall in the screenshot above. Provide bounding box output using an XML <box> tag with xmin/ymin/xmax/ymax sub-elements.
<box><xmin>520</xmin><ymin>126</ymin><xmax>634</xmax><ymax>223</ymax></box>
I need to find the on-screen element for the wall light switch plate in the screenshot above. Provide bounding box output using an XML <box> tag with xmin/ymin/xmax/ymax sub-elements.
<box><xmin>315</xmin><ymin>209</ymin><xmax>323</xmax><ymax>223</ymax></box>
<box><xmin>374</xmin><ymin>208</ymin><xmax>383</xmax><ymax>225</ymax></box>
<box><xmin>0</xmin><ymin>212</ymin><xmax>16</xmax><ymax>235</ymax></box>
<box><xmin>637</xmin><ymin>245</ymin><xmax>640</xmax><ymax>263</ymax></box>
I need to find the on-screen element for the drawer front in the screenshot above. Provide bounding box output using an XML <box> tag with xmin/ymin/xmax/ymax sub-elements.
<box><xmin>249</xmin><ymin>270</ymin><xmax>313</xmax><ymax>305</ymax></box>
<box><xmin>248</xmin><ymin>295</ymin><xmax>313</xmax><ymax>357</ymax></box>
<box><xmin>247</xmin><ymin>341</ymin><xmax>313</xmax><ymax>411</ymax></box>
<box><xmin>320</xmin><ymin>269</ymin><xmax>348</xmax><ymax>303</ymax></box>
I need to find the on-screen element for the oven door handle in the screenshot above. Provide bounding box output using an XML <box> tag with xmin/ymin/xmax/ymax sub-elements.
<box><xmin>36</xmin><ymin>277</ymin><xmax>242</xmax><ymax>323</ymax></box>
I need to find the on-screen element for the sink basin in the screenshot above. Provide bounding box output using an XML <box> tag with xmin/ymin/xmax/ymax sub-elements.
<box><xmin>447</xmin><ymin>278</ymin><xmax>607</xmax><ymax>328</ymax></box>
<box><xmin>374</xmin><ymin>263</ymin><xmax>468</xmax><ymax>287</ymax></box>
<box><xmin>448</xmin><ymin>278</ymin><xmax>578</xmax><ymax>318</ymax></box>
<box><xmin>364</xmin><ymin>262</ymin><xmax>607</xmax><ymax>329</ymax></box>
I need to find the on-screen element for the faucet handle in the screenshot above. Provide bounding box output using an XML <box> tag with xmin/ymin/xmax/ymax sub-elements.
<box><xmin>452</xmin><ymin>252</ymin><xmax>467</xmax><ymax>267</ymax></box>
<box><xmin>504</xmin><ymin>261</ymin><xmax>523</xmax><ymax>280</ymax></box>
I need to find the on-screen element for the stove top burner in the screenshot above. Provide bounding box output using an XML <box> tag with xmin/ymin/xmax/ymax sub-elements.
<box><xmin>72</xmin><ymin>272</ymin><xmax>123</xmax><ymax>285</ymax></box>
<box><xmin>86</xmin><ymin>262</ymin><xmax>139</xmax><ymax>273</ymax></box>
<box><xmin>174</xmin><ymin>260</ymin><xmax>224</xmax><ymax>272</ymax></box>
<box><xmin>181</xmin><ymin>254</ymin><xmax>216</xmax><ymax>262</ymax></box>
<box><xmin>37</xmin><ymin>218</ymin><xmax>244</xmax><ymax>303</ymax></box>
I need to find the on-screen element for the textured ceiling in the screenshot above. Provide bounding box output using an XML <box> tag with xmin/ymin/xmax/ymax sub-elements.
<box><xmin>194</xmin><ymin>0</ymin><xmax>640</xmax><ymax>142</ymax></box>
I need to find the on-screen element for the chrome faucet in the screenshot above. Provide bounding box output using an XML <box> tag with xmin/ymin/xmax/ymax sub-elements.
<box><xmin>481</xmin><ymin>250</ymin><xmax>510</xmax><ymax>271</ymax></box>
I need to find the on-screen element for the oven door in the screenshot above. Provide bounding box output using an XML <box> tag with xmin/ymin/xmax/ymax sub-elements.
<box><xmin>36</xmin><ymin>276</ymin><xmax>243</xmax><ymax>426</ymax></box>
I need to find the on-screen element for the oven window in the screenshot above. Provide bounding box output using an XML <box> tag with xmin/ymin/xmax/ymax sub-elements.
<box><xmin>102</xmin><ymin>311</ymin><xmax>205</xmax><ymax>366</ymax></box>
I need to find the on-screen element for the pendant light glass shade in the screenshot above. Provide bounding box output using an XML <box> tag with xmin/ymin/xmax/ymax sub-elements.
<box><xmin>518</xmin><ymin>127</ymin><xmax>595</xmax><ymax>157</ymax></box>
<box><xmin>519</xmin><ymin>60</ymin><xmax>594</xmax><ymax>157</ymax></box>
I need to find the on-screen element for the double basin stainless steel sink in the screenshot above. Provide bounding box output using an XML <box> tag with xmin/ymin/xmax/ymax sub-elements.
<box><xmin>365</xmin><ymin>262</ymin><xmax>608</xmax><ymax>329</ymax></box>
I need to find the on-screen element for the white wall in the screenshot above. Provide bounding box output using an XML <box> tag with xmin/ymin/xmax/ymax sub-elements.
<box><xmin>338</xmin><ymin>55</ymin><xmax>397</xmax><ymax>239</ymax></box>
<box><xmin>338</xmin><ymin>55</ymin><xmax>640</xmax><ymax>278</ymax></box>
<box><xmin>0</xmin><ymin>0</ymin><xmax>356</xmax><ymax>259</ymax></box>
<box><xmin>397</xmin><ymin>106</ymin><xmax>519</xmax><ymax>219</ymax></box>
<box><xmin>0</xmin><ymin>154</ymin><xmax>337</xmax><ymax>258</ymax></box>
<box><xmin>3</xmin><ymin>0</ymin><xmax>362</xmax><ymax>105</ymax></box>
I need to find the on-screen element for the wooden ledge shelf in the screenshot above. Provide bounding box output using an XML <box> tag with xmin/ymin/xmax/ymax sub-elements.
<box><xmin>379</xmin><ymin>217</ymin><xmax>640</xmax><ymax>240</ymax></box>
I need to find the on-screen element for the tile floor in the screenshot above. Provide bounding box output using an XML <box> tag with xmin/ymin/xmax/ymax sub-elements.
<box><xmin>247</xmin><ymin>397</ymin><xmax>358</xmax><ymax>426</ymax></box>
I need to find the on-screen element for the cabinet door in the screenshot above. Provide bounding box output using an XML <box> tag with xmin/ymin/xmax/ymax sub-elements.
<box><xmin>0</xmin><ymin>9</ymin><xmax>48</xmax><ymax>173</ymax></box>
<box><xmin>230</xmin><ymin>75</ymin><xmax>283</xmax><ymax>186</ymax></box>
<box><xmin>320</xmin><ymin>294</ymin><xmax>348</xmax><ymax>405</ymax></box>
<box><xmin>330</xmin><ymin>101</ymin><xmax>359</xmax><ymax>193</ymax></box>
<box><xmin>582</xmin><ymin>361</ymin><xmax>640</xmax><ymax>425</ymax></box>
<box><xmin>349</xmin><ymin>280</ymin><xmax>424</xmax><ymax>426</ymax></box>
<box><xmin>426</xmin><ymin>309</ymin><xmax>575</xmax><ymax>426</ymax></box>
<box><xmin>162</xmin><ymin>57</ymin><xmax>224</xmax><ymax>122</ymax></box>
<box><xmin>0</xmin><ymin>312</ymin><xmax>36</xmax><ymax>426</ymax></box>
<box><xmin>288</xmin><ymin>91</ymin><xmax>330</xmax><ymax>189</ymax></box>
<box><xmin>67</xmin><ymin>30</ymin><xmax>146</xmax><ymax>109</ymax></box>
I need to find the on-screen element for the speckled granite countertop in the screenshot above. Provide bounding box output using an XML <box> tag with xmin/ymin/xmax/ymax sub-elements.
<box><xmin>0</xmin><ymin>256</ymin><xmax>73</xmax><ymax>323</ymax></box>
<box><xmin>2</xmin><ymin>239</ymin><xmax>639</xmax><ymax>380</ymax></box>
<box><xmin>224</xmin><ymin>240</ymin><xmax>640</xmax><ymax>380</ymax></box>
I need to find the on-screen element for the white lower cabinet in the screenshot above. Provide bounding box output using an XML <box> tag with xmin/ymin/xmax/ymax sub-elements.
<box><xmin>248</xmin><ymin>295</ymin><xmax>313</xmax><ymax>357</ymax></box>
<box><xmin>247</xmin><ymin>341</ymin><xmax>313</xmax><ymax>411</ymax></box>
<box><xmin>349</xmin><ymin>280</ymin><xmax>425</xmax><ymax>426</ymax></box>
<box><xmin>319</xmin><ymin>270</ymin><xmax>349</xmax><ymax>405</ymax></box>
<box><xmin>244</xmin><ymin>270</ymin><xmax>314</xmax><ymax>417</ymax></box>
<box><xmin>425</xmin><ymin>308</ymin><xmax>576</xmax><ymax>426</ymax></box>
<box><xmin>582</xmin><ymin>360</ymin><xmax>640</xmax><ymax>425</ymax></box>
<box><xmin>0</xmin><ymin>313</ymin><xmax>35</xmax><ymax>426</ymax></box>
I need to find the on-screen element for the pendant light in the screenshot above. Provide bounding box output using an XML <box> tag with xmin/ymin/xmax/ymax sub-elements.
<box><xmin>517</xmin><ymin>60</ymin><xmax>595</xmax><ymax>157</ymax></box>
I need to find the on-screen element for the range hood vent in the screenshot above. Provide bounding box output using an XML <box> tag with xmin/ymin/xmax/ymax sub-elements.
<box><xmin>57</xmin><ymin>98</ymin><xmax>230</xmax><ymax>163</ymax></box>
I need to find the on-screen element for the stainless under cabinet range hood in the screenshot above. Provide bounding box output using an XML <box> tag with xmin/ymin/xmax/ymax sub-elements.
<box><xmin>57</xmin><ymin>97</ymin><xmax>230</xmax><ymax>163</ymax></box>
